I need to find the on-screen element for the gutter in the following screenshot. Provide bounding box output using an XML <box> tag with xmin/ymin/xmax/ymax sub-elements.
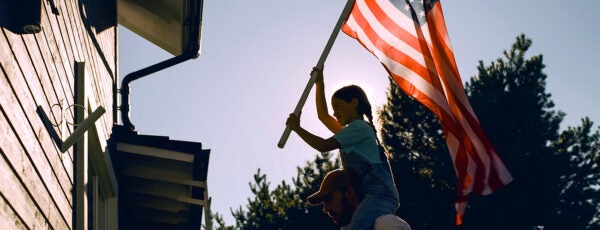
<box><xmin>120</xmin><ymin>0</ymin><xmax>203</xmax><ymax>131</ymax></box>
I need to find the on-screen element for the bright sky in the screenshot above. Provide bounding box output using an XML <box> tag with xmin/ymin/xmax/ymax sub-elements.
<box><xmin>118</xmin><ymin>0</ymin><xmax>600</xmax><ymax>225</ymax></box>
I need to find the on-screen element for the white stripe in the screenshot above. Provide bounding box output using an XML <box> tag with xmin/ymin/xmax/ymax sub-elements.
<box><xmin>422</xmin><ymin>26</ymin><xmax>432</xmax><ymax>48</ymax></box>
<box><xmin>377</xmin><ymin>0</ymin><xmax>418</xmax><ymax>38</ymax></box>
<box><xmin>346</xmin><ymin>15</ymin><xmax>453</xmax><ymax>117</ymax></box>
<box><xmin>356</xmin><ymin>0</ymin><xmax>428</xmax><ymax>67</ymax></box>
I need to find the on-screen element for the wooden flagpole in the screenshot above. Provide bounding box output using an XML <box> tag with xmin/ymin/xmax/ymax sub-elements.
<box><xmin>278</xmin><ymin>0</ymin><xmax>356</xmax><ymax>148</ymax></box>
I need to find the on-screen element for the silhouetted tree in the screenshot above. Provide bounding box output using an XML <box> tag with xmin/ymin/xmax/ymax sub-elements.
<box><xmin>462</xmin><ymin>34</ymin><xmax>564</xmax><ymax>230</ymax></box>
<box><xmin>546</xmin><ymin>118</ymin><xmax>600</xmax><ymax>230</ymax></box>
<box><xmin>378</xmin><ymin>76</ymin><xmax>456</xmax><ymax>229</ymax></box>
<box><xmin>222</xmin><ymin>152</ymin><xmax>340</xmax><ymax>230</ymax></box>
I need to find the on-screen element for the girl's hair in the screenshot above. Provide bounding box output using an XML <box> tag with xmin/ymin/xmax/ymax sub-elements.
<box><xmin>333</xmin><ymin>85</ymin><xmax>388</xmax><ymax>159</ymax></box>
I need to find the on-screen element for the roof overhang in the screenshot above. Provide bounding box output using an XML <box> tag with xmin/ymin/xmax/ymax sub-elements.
<box><xmin>109</xmin><ymin>126</ymin><xmax>210</xmax><ymax>229</ymax></box>
<box><xmin>117</xmin><ymin>0</ymin><xmax>203</xmax><ymax>55</ymax></box>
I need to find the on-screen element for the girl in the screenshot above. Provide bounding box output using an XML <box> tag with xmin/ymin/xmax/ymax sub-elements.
<box><xmin>286</xmin><ymin>67</ymin><xmax>400</xmax><ymax>229</ymax></box>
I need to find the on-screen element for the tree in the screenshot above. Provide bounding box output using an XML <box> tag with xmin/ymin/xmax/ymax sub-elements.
<box><xmin>217</xmin><ymin>152</ymin><xmax>340</xmax><ymax>230</ymax></box>
<box><xmin>378</xmin><ymin>77</ymin><xmax>456</xmax><ymax>229</ymax></box>
<box><xmin>547</xmin><ymin>118</ymin><xmax>600</xmax><ymax>229</ymax></box>
<box><xmin>460</xmin><ymin>34</ymin><xmax>565</xmax><ymax>229</ymax></box>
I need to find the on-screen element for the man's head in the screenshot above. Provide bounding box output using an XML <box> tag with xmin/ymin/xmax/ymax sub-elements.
<box><xmin>307</xmin><ymin>169</ymin><xmax>362</xmax><ymax>226</ymax></box>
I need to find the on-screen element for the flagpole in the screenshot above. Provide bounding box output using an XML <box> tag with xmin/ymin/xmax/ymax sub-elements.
<box><xmin>278</xmin><ymin>0</ymin><xmax>356</xmax><ymax>149</ymax></box>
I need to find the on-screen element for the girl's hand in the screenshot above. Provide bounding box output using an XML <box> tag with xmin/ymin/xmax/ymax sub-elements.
<box><xmin>312</xmin><ymin>67</ymin><xmax>323</xmax><ymax>84</ymax></box>
<box><xmin>286</xmin><ymin>112</ymin><xmax>301</xmax><ymax>131</ymax></box>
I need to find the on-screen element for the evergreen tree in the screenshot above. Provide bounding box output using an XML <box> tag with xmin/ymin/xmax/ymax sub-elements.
<box><xmin>463</xmin><ymin>34</ymin><xmax>564</xmax><ymax>229</ymax></box>
<box><xmin>379</xmin><ymin>77</ymin><xmax>456</xmax><ymax>229</ymax></box>
<box><xmin>547</xmin><ymin>118</ymin><xmax>600</xmax><ymax>229</ymax></box>
<box><xmin>222</xmin><ymin>152</ymin><xmax>340</xmax><ymax>229</ymax></box>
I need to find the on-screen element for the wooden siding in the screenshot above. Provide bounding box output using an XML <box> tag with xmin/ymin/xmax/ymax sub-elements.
<box><xmin>0</xmin><ymin>0</ymin><xmax>116</xmax><ymax>229</ymax></box>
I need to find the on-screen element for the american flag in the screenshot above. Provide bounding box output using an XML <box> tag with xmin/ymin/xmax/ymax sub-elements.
<box><xmin>342</xmin><ymin>0</ymin><xmax>513</xmax><ymax>225</ymax></box>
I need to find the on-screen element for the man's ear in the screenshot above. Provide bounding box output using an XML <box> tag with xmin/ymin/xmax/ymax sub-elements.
<box><xmin>342</xmin><ymin>186</ymin><xmax>357</xmax><ymax>200</ymax></box>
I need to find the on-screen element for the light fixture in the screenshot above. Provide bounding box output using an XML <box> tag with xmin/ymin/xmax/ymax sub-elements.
<box><xmin>0</xmin><ymin>0</ymin><xmax>42</xmax><ymax>34</ymax></box>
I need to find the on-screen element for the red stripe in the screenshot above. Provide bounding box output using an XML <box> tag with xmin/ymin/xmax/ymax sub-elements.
<box><xmin>349</xmin><ymin>3</ymin><xmax>437</xmax><ymax>85</ymax></box>
<box><xmin>365</xmin><ymin>0</ymin><xmax>424</xmax><ymax>57</ymax></box>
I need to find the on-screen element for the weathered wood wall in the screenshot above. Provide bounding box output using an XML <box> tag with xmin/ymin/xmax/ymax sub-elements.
<box><xmin>0</xmin><ymin>0</ymin><xmax>116</xmax><ymax>229</ymax></box>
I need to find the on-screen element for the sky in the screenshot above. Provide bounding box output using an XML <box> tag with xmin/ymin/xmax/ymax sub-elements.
<box><xmin>118</xmin><ymin>0</ymin><xmax>600</xmax><ymax>225</ymax></box>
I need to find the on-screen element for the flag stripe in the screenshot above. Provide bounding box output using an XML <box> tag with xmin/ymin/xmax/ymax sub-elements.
<box><xmin>366</xmin><ymin>0</ymin><xmax>425</xmax><ymax>60</ymax></box>
<box><xmin>352</xmin><ymin>0</ymin><xmax>435</xmax><ymax>83</ymax></box>
<box><xmin>426</xmin><ymin>3</ymin><xmax>499</xmax><ymax>195</ymax></box>
<box><xmin>342</xmin><ymin>0</ymin><xmax>513</xmax><ymax>223</ymax></box>
<box><xmin>343</xmin><ymin>4</ymin><xmax>457</xmax><ymax>121</ymax></box>
<box><xmin>344</xmin><ymin>16</ymin><xmax>453</xmax><ymax>118</ymax></box>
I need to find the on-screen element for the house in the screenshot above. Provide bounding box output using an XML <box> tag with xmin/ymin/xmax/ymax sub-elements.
<box><xmin>0</xmin><ymin>0</ymin><xmax>209</xmax><ymax>229</ymax></box>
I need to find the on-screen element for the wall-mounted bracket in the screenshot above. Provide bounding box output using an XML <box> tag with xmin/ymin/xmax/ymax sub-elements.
<box><xmin>37</xmin><ymin>105</ymin><xmax>105</xmax><ymax>153</ymax></box>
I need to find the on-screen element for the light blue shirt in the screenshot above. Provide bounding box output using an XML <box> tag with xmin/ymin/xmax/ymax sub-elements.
<box><xmin>333</xmin><ymin>120</ymin><xmax>382</xmax><ymax>163</ymax></box>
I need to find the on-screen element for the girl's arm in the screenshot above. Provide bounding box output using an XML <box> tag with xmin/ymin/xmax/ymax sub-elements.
<box><xmin>287</xmin><ymin>113</ymin><xmax>340</xmax><ymax>152</ymax></box>
<box><xmin>314</xmin><ymin>68</ymin><xmax>342</xmax><ymax>133</ymax></box>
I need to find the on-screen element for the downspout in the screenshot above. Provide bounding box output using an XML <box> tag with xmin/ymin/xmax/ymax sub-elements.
<box><xmin>120</xmin><ymin>0</ymin><xmax>203</xmax><ymax>131</ymax></box>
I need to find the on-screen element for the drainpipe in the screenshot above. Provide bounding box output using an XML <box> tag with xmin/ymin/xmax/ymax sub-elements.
<box><xmin>120</xmin><ymin>0</ymin><xmax>203</xmax><ymax>131</ymax></box>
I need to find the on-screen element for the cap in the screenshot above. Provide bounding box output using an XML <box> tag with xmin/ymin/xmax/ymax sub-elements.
<box><xmin>307</xmin><ymin>169</ymin><xmax>359</xmax><ymax>206</ymax></box>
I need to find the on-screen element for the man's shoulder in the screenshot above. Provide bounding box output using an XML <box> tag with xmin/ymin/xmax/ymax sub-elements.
<box><xmin>374</xmin><ymin>214</ymin><xmax>411</xmax><ymax>230</ymax></box>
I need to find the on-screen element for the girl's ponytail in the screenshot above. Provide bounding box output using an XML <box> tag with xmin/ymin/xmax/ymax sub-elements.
<box><xmin>365</xmin><ymin>109</ymin><xmax>389</xmax><ymax>161</ymax></box>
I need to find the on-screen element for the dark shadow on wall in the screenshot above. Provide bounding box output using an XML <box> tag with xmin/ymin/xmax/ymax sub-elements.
<box><xmin>79</xmin><ymin>0</ymin><xmax>116</xmax><ymax>33</ymax></box>
<box><xmin>78</xmin><ymin>0</ymin><xmax>118</xmax><ymax>123</ymax></box>
<box><xmin>0</xmin><ymin>0</ymin><xmax>9</xmax><ymax>29</ymax></box>
<box><xmin>76</xmin><ymin>0</ymin><xmax>117</xmax><ymax>78</ymax></box>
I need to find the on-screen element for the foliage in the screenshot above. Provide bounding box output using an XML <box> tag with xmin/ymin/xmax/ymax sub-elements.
<box><xmin>547</xmin><ymin>118</ymin><xmax>600</xmax><ymax>229</ymax></box>
<box><xmin>378</xmin><ymin>76</ymin><xmax>456</xmax><ymax>229</ymax></box>
<box><xmin>460</xmin><ymin>34</ymin><xmax>565</xmax><ymax>229</ymax></box>
<box><xmin>215</xmin><ymin>152</ymin><xmax>340</xmax><ymax>230</ymax></box>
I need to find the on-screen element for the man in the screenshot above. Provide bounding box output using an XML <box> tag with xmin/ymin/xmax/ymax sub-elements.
<box><xmin>307</xmin><ymin>169</ymin><xmax>411</xmax><ymax>230</ymax></box>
